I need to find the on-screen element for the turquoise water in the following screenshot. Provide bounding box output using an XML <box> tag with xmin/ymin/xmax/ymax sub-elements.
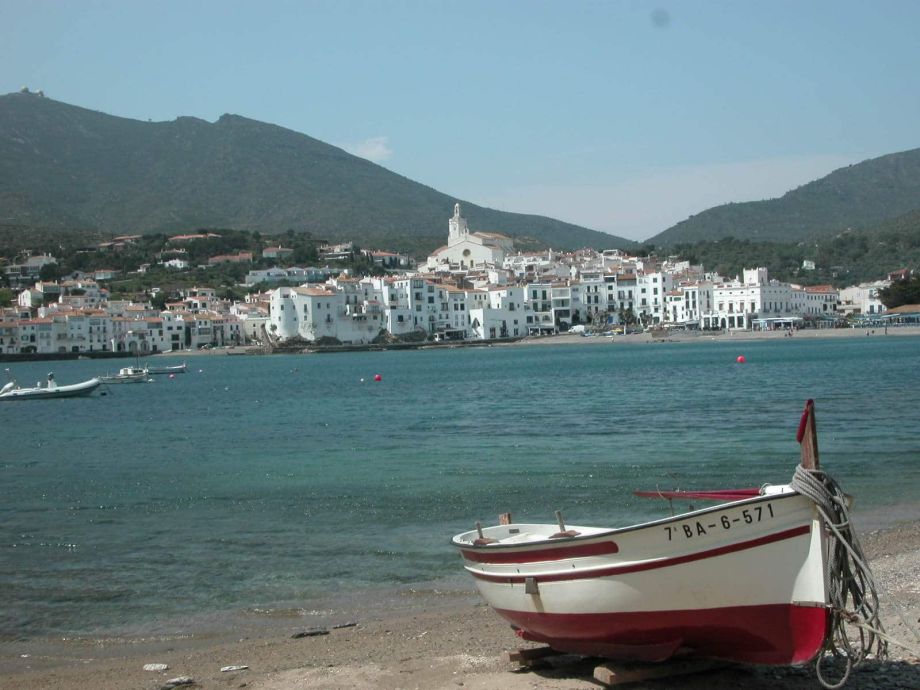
<box><xmin>1</xmin><ymin>338</ymin><xmax>919</xmax><ymax>637</ymax></box>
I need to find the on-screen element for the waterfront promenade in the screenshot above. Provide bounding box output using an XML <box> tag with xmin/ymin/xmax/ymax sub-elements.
<box><xmin>169</xmin><ymin>323</ymin><xmax>920</xmax><ymax>357</ymax></box>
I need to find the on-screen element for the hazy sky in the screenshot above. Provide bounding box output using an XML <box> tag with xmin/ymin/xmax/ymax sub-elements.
<box><xmin>3</xmin><ymin>1</ymin><xmax>919</xmax><ymax>241</ymax></box>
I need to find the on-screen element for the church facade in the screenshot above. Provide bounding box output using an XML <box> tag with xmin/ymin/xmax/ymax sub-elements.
<box><xmin>426</xmin><ymin>204</ymin><xmax>513</xmax><ymax>270</ymax></box>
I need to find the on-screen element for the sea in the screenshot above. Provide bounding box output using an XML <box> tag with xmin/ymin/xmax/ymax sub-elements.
<box><xmin>2</xmin><ymin>337</ymin><xmax>919</xmax><ymax>640</ymax></box>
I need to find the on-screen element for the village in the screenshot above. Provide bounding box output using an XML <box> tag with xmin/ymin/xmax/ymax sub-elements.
<box><xmin>0</xmin><ymin>204</ymin><xmax>905</xmax><ymax>357</ymax></box>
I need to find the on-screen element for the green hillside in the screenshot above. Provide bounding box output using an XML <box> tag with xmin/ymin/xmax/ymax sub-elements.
<box><xmin>665</xmin><ymin>208</ymin><xmax>920</xmax><ymax>286</ymax></box>
<box><xmin>650</xmin><ymin>149</ymin><xmax>920</xmax><ymax>245</ymax></box>
<box><xmin>0</xmin><ymin>92</ymin><xmax>632</xmax><ymax>254</ymax></box>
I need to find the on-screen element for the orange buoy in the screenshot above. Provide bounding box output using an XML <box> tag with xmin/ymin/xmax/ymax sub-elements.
<box><xmin>736</xmin><ymin>355</ymin><xmax>746</xmax><ymax>364</ymax></box>
<box><xmin>374</xmin><ymin>374</ymin><xmax>382</xmax><ymax>382</ymax></box>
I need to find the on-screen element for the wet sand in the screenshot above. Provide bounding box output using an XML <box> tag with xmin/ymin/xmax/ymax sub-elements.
<box><xmin>2</xmin><ymin>521</ymin><xmax>917</xmax><ymax>690</ymax></box>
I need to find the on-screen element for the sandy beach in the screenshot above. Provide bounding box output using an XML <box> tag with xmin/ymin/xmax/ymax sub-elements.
<box><xmin>510</xmin><ymin>325</ymin><xmax>920</xmax><ymax>347</ymax></box>
<box><xmin>2</xmin><ymin>520</ymin><xmax>917</xmax><ymax>690</ymax></box>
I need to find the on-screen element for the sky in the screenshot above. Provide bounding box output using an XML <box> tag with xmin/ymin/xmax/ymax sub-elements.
<box><xmin>3</xmin><ymin>0</ymin><xmax>920</xmax><ymax>242</ymax></box>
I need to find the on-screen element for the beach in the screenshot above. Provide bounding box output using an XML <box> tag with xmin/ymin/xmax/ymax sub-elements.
<box><xmin>510</xmin><ymin>325</ymin><xmax>920</xmax><ymax>347</ymax></box>
<box><xmin>3</xmin><ymin>520</ymin><xmax>918</xmax><ymax>690</ymax></box>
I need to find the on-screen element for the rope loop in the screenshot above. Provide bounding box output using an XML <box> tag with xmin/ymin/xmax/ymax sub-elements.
<box><xmin>790</xmin><ymin>464</ymin><xmax>888</xmax><ymax>689</ymax></box>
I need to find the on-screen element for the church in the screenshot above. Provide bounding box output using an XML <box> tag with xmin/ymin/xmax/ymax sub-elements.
<box><xmin>426</xmin><ymin>204</ymin><xmax>513</xmax><ymax>270</ymax></box>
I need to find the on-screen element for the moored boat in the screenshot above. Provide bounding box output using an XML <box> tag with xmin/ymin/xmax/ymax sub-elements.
<box><xmin>0</xmin><ymin>372</ymin><xmax>102</xmax><ymax>400</ymax></box>
<box><xmin>146</xmin><ymin>362</ymin><xmax>187</xmax><ymax>375</ymax></box>
<box><xmin>98</xmin><ymin>366</ymin><xmax>150</xmax><ymax>384</ymax></box>
<box><xmin>451</xmin><ymin>401</ymin><xmax>886</xmax><ymax>678</ymax></box>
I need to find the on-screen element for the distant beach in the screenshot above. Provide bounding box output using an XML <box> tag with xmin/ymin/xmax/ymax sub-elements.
<box><xmin>511</xmin><ymin>325</ymin><xmax>920</xmax><ymax>347</ymax></box>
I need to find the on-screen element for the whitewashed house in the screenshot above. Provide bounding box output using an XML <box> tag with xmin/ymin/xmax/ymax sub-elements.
<box><xmin>839</xmin><ymin>281</ymin><xmax>888</xmax><ymax>316</ymax></box>
<box><xmin>269</xmin><ymin>286</ymin><xmax>383</xmax><ymax>344</ymax></box>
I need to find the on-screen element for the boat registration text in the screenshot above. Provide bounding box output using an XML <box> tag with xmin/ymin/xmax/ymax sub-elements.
<box><xmin>664</xmin><ymin>503</ymin><xmax>775</xmax><ymax>541</ymax></box>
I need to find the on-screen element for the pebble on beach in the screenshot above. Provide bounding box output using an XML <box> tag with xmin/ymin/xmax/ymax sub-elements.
<box><xmin>160</xmin><ymin>677</ymin><xmax>194</xmax><ymax>689</ymax></box>
<box><xmin>143</xmin><ymin>663</ymin><xmax>169</xmax><ymax>672</ymax></box>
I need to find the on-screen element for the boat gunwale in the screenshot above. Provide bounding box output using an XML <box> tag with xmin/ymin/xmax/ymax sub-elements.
<box><xmin>462</xmin><ymin>523</ymin><xmax>813</xmax><ymax>584</ymax></box>
<box><xmin>451</xmin><ymin>490</ymin><xmax>805</xmax><ymax>552</ymax></box>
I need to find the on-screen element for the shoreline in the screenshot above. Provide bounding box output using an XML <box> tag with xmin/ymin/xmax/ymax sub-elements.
<box><xmin>3</xmin><ymin>520</ymin><xmax>918</xmax><ymax>690</ymax></box>
<box><xmin>185</xmin><ymin>324</ymin><xmax>920</xmax><ymax>356</ymax></box>
<box><xmin>1</xmin><ymin>325</ymin><xmax>917</xmax><ymax>364</ymax></box>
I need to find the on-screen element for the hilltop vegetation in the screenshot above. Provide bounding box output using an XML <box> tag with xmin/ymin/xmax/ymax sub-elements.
<box><xmin>0</xmin><ymin>228</ymin><xmax>391</xmax><ymax>301</ymax></box>
<box><xmin>665</xmin><ymin>209</ymin><xmax>920</xmax><ymax>286</ymax></box>
<box><xmin>651</xmin><ymin>149</ymin><xmax>920</xmax><ymax>245</ymax></box>
<box><xmin>0</xmin><ymin>92</ymin><xmax>631</xmax><ymax>253</ymax></box>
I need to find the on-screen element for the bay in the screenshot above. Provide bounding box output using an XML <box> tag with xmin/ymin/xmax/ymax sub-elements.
<box><xmin>1</xmin><ymin>337</ymin><xmax>918</xmax><ymax>637</ymax></box>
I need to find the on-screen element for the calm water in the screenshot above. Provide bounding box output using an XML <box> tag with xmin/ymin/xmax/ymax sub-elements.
<box><xmin>2</xmin><ymin>337</ymin><xmax>919</xmax><ymax>638</ymax></box>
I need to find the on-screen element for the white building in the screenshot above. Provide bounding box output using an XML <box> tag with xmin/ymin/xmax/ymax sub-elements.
<box><xmin>269</xmin><ymin>286</ymin><xmax>384</xmax><ymax>344</ymax></box>
<box><xmin>696</xmin><ymin>268</ymin><xmax>840</xmax><ymax>330</ymax></box>
<box><xmin>469</xmin><ymin>286</ymin><xmax>525</xmax><ymax>340</ymax></box>
<box><xmin>839</xmin><ymin>281</ymin><xmax>888</xmax><ymax>316</ymax></box>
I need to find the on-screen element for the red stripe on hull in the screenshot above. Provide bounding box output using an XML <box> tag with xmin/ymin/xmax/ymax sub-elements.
<box><xmin>496</xmin><ymin>603</ymin><xmax>828</xmax><ymax>665</ymax></box>
<box><xmin>460</xmin><ymin>540</ymin><xmax>619</xmax><ymax>564</ymax></box>
<box><xmin>468</xmin><ymin>525</ymin><xmax>811</xmax><ymax>584</ymax></box>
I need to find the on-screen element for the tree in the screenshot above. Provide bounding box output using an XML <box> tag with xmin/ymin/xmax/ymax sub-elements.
<box><xmin>150</xmin><ymin>292</ymin><xmax>168</xmax><ymax>310</ymax></box>
<box><xmin>0</xmin><ymin>288</ymin><xmax>12</xmax><ymax>307</ymax></box>
<box><xmin>879</xmin><ymin>274</ymin><xmax>920</xmax><ymax>308</ymax></box>
<box><xmin>39</xmin><ymin>262</ymin><xmax>64</xmax><ymax>282</ymax></box>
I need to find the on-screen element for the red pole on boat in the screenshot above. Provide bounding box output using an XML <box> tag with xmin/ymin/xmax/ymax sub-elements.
<box><xmin>796</xmin><ymin>399</ymin><xmax>820</xmax><ymax>470</ymax></box>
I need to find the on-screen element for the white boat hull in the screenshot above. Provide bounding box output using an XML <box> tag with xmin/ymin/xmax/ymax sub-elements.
<box><xmin>0</xmin><ymin>377</ymin><xmax>102</xmax><ymax>400</ymax></box>
<box><xmin>147</xmin><ymin>363</ymin><xmax>187</xmax><ymax>375</ymax></box>
<box><xmin>452</xmin><ymin>491</ymin><xmax>829</xmax><ymax>664</ymax></box>
<box><xmin>99</xmin><ymin>373</ymin><xmax>149</xmax><ymax>384</ymax></box>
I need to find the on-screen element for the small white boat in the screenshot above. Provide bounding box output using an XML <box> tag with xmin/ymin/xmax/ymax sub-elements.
<box><xmin>146</xmin><ymin>362</ymin><xmax>187</xmax><ymax>375</ymax></box>
<box><xmin>452</xmin><ymin>401</ymin><xmax>884</xmax><ymax>674</ymax></box>
<box><xmin>98</xmin><ymin>366</ymin><xmax>150</xmax><ymax>384</ymax></box>
<box><xmin>0</xmin><ymin>372</ymin><xmax>102</xmax><ymax>400</ymax></box>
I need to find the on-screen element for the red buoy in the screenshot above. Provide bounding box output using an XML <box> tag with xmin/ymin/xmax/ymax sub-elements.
<box><xmin>374</xmin><ymin>374</ymin><xmax>382</xmax><ymax>382</ymax></box>
<box><xmin>736</xmin><ymin>355</ymin><xmax>746</xmax><ymax>364</ymax></box>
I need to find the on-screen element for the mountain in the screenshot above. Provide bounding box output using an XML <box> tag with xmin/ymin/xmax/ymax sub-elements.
<box><xmin>648</xmin><ymin>149</ymin><xmax>920</xmax><ymax>246</ymax></box>
<box><xmin>0</xmin><ymin>91</ymin><xmax>632</xmax><ymax>253</ymax></box>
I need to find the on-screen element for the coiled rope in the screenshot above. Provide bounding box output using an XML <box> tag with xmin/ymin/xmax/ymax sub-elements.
<box><xmin>790</xmin><ymin>464</ymin><xmax>888</xmax><ymax>689</ymax></box>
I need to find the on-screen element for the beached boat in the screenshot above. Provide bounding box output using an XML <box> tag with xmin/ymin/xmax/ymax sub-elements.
<box><xmin>98</xmin><ymin>366</ymin><xmax>150</xmax><ymax>384</ymax></box>
<box><xmin>146</xmin><ymin>362</ymin><xmax>187</xmax><ymax>375</ymax></box>
<box><xmin>452</xmin><ymin>401</ymin><xmax>884</xmax><ymax>674</ymax></box>
<box><xmin>0</xmin><ymin>372</ymin><xmax>102</xmax><ymax>400</ymax></box>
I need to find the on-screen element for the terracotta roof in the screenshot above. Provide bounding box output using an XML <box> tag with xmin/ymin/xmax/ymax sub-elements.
<box><xmin>293</xmin><ymin>287</ymin><xmax>335</xmax><ymax>296</ymax></box>
<box><xmin>884</xmin><ymin>304</ymin><xmax>920</xmax><ymax>314</ymax></box>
